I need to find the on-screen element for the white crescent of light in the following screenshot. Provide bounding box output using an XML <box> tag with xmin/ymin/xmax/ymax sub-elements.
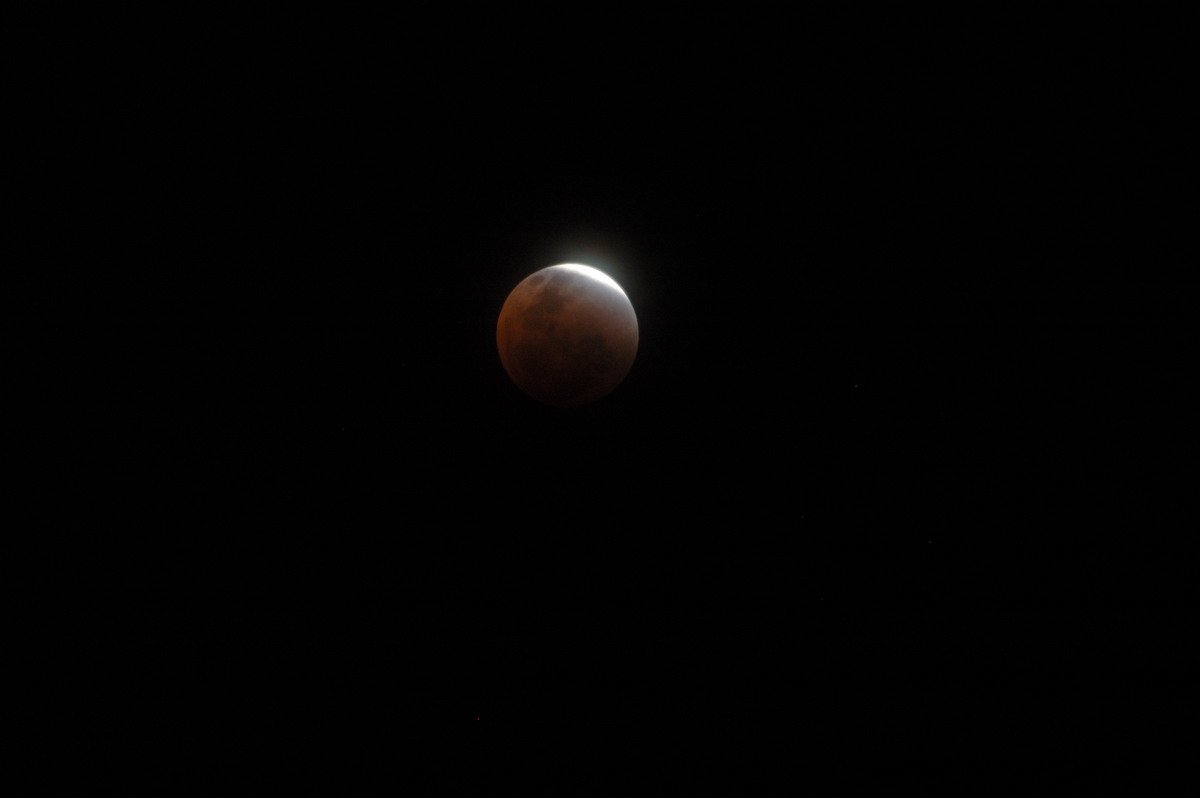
<box><xmin>552</xmin><ymin>263</ymin><xmax>629</xmax><ymax>298</ymax></box>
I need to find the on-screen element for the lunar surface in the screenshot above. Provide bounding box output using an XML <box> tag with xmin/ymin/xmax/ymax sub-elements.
<box><xmin>496</xmin><ymin>264</ymin><xmax>638</xmax><ymax>406</ymax></box>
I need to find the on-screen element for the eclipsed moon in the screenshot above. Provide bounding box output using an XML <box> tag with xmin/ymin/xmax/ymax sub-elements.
<box><xmin>496</xmin><ymin>264</ymin><xmax>638</xmax><ymax>406</ymax></box>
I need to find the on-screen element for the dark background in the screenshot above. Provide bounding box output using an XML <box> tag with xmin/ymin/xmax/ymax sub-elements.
<box><xmin>12</xmin><ymin>8</ymin><xmax>1173</xmax><ymax>790</ymax></box>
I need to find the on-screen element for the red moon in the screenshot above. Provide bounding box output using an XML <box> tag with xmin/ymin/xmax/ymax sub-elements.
<box><xmin>497</xmin><ymin>264</ymin><xmax>638</xmax><ymax>406</ymax></box>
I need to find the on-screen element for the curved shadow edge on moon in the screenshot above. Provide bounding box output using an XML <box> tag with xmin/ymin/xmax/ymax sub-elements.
<box><xmin>497</xmin><ymin>265</ymin><xmax>638</xmax><ymax>406</ymax></box>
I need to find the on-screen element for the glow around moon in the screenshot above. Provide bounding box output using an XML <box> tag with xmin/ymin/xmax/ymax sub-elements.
<box><xmin>496</xmin><ymin>264</ymin><xmax>638</xmax><ymax>406</ymax></box>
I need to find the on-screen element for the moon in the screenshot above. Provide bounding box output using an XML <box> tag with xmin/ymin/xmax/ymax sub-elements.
<box><xmin>497</xmin><ymin>264</ymin><xmax>639</xmax><ymax>406</ymax></box>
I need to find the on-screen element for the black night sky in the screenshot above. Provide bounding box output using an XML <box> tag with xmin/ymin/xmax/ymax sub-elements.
<box><xmin>14</xmin><ymin>9</ymin><xmax>1169</xmax><ymax>791</ymax></box>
